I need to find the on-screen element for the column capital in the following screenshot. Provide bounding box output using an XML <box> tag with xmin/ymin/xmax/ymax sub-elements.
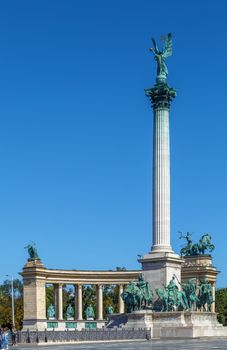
<box><xmin>145</xmin><ymin>83</ymin><xmax>176</xmax><ymax>109</ymax></box>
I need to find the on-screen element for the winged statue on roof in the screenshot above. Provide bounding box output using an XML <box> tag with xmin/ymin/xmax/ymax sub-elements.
<box><xmin>149</xmin><ymin>33</ymin><xmax>173</xmax><ymax>84</ymax></box>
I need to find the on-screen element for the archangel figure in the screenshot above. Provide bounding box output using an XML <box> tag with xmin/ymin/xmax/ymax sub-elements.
<box><xmin>149</xmin><ymin>33</ymin><xmax>173</xmax><ymax>84</ymax></box>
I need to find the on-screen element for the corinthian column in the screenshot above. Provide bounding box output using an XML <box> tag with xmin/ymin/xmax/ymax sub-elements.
<box><xmin>146</xmin><ymin>84</ymin><xmax>176</xmax><ymax>253</ymax></box>
<box><xmin>152</xmin><ymin>106</ymin><xmax>171</xmax><ymax>252</ymax></box>
<box><xmin>139</xmin><ymin>82</ymin><xmax>183</xmax><ymax>291</ymax></box>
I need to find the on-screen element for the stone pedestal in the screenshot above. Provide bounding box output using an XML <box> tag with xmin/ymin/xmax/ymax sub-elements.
<box><xmin>108</xmin><ymin>311</ymin><xmax>227</xmax><ymax>338</ymax></box>
<box><xmin>181</xmin><ymin>255</ymin><xmax>219</xmax><ymax>312</ymax></box>
<box><xmin>21</xmin><ymin>260</ymin><xmax>47</xmax><ymax>331</ymax></box>
<box><xmin>181</xmin><ymin>255</ymin><xmax>219</xmax><ymax>282</ymax></box>
<box><xmin>139</xmin><ymin>252</ymin><xmax>184</xmax><ymax>292</ymax></box>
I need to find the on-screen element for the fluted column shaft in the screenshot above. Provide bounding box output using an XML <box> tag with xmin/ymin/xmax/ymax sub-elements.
<box><xmin>97</xmin><ymin>285</ymin><xmax>103</xmax><ymax>320</ymax></box>
<box><xmin>74</xmin><ymin>285</ymin><xmax>78</xmax><ymax>320</ymax></box>
<box><xmin>152</xmin><ymin>106</ymin><xmax>172</xmax><ymax>252</ymax></box>
<box><xmin>53</xmin><ymin>284</ymin><xmax>58</xmax><ymax>318</ymax></box>
<box><xmin>118</xmin><ymin>284</ymin><xmax>124</xmax><ymax>313</ymax></box>
<box><xmin>211</xmin><ymin>283</ymin><xmax>216</xmax><ymax>313</ymax></box>
<box><xmin>77</xmin><ymin>284</ymin><xmax>83</xmax><ymax>320</ymax></box>
<box><xmin>57</xmin><ymin>284</ymin><xmax>63</xmax><ymax>320</ymax></box>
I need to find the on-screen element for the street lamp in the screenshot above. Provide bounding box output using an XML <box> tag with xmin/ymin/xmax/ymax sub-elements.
<box><xmin>6</xmin><ymin>275</ymin><xmax>15</xmax><ymax>328</ymax></box>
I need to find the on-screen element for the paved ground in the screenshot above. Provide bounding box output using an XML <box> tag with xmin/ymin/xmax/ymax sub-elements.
<box><xmin>15</xmin><ymin>338</ymin><xmax>227</xmax><ymax>350</ymax></box>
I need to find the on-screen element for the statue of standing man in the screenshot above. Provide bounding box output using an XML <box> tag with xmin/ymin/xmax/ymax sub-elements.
<box><xmin>66</xmin><ymin>304</ymin><xmax>74</xmax><ymax>319</ymax></box>
<box><xmin>86</xmin><ymin>304</ymin><xmax>95</xmax><ymax>320</ymax></box>
<box><xmin>47</xmin><ymin>304</ymin><xmax>55</xmax><ymax>319</ymax></box>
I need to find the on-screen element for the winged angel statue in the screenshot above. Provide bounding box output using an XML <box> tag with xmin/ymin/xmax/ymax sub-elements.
<box><xmin>150</xmin><ymin>33</ymin><xmax>173</xmax><ymax>83</ymax></box>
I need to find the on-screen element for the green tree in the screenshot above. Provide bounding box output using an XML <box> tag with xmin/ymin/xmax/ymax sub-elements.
<box><xmin>0</xmin><ymin>279</ymin><xmax>23</xmax><ymax>330</ymax></box>
<box><xmin>216</xmin><ymin>288</ymin><xmax>227</xmax><ymax>325</ymax></box>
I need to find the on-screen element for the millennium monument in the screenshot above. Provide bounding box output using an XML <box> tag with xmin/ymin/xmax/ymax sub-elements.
<box><xmin>138</xmin><ymin>33</ymin><xmax>183</xmax><ymax>291</ymax></box>
<box><xmin>107</xmin><ymin>34</ymin><xmax>226</xmax><ymax>338</ymax></box>
<box><xmin>20</xmin><ymin>34</ymin><xmax>226</xmax><ymax>340</ymax></box>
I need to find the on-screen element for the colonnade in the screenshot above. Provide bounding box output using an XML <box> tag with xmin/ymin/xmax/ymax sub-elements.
<box><xmin>52</xmin><ymin>283</ymin><xmax>125</xmax><ymax>320</ymax></box>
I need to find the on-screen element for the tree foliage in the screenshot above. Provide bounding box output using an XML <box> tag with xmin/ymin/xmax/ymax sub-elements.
<box><xmin>215</xmin><ymin>288</ymin><xmax>227</xmax><ymax>325</ymax></box>
<box><xmin>0</xmin><ymin>279</ymin><xmax>23</xmax><ymax>330</ymax></box>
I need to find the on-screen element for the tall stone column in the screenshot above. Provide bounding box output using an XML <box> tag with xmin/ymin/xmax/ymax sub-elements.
<box><xmin>211</xmin><ymin>282</ymin><xmax>216</xmax><ymax>313</ymax></box>
<box><xmin>139</xmin><ymin>83</ymin><xmax>183</xmax><ymax>291</ymax></box>
<box><xmin>74</xmin><ymin>285</ymin><xmax>78</xmax><ymax>320</ymax></box>
<box><xmin>77</xmin><ymin>284</ymin><xmax>83</xmax><ymax>320</ymax></box>
<box><xmin>54</xmin><ymin>284</ymin><xmax>58</xmax><ymax>317</ymax></box>
<box><xmin>57</xmin><ymin>284</ymin><xmax>63</xmax><ymax>320</ymax></box>
<box><xmin>118</xmin><ymin>284</ymin><xmax>124</xmax><ymax>313</ymax></box>
<box><xmin>97</xmin><ymin>284</ymin><xmax>103</xmax><ymax>320</ymax></box>
<box><xmin>152</xmin><ymin>106</ymin><xmax>171</xmax><ymax>253</ymax></box>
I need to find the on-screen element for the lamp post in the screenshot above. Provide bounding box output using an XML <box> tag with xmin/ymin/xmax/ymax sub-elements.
<box><xmin>6</xmin><ymin>275</ymin><xmax>15</xmax><ymax>328</ymax></box>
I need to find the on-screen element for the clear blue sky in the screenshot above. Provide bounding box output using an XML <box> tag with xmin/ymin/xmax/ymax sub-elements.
<box><xmin>0</xmin><ymin>0</ymin><xmax>226</xmax><ymax>287</ymax></box>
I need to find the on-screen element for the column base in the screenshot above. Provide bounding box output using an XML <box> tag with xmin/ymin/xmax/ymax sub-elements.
<box><xmin>150</xmin><ymin>244</ymin><xmax>174</xmax><ymax>254</ymax></box>
<box><xmin>138</xmin><ymin>251</ymin><xmax>184</xmax><ymax>292</ymax></box>
<box><xmin>22</xmin><ymin>319</ymin><xmax>47</xmax><ymax>331</ymax></box>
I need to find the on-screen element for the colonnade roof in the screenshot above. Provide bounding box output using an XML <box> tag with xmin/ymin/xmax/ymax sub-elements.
<box><xmin>20</xmin><ymin>260</ymin><xmax>141</xmax><ymax>284</ymax></box>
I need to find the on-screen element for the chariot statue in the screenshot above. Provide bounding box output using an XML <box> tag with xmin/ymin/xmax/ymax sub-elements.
<box><xmin>180</xmin><ymin>232</ymin><xmax>215</xmax><ymax>256</ymax></box>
